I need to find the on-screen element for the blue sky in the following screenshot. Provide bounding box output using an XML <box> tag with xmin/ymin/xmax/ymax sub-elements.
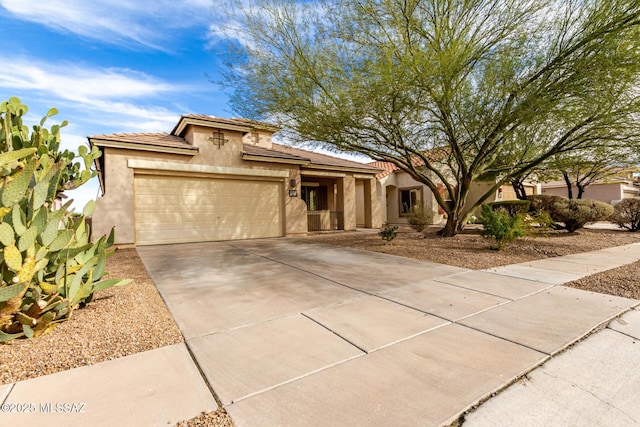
<box><xmin>0</xmin><ymin>1</ymin><xmax>368</xmax><ymax>211</ymax></box>
<box><xmin>0</xmin><ymin>0</ymin><xmax>313</xmax><ymax>211</ymax></box>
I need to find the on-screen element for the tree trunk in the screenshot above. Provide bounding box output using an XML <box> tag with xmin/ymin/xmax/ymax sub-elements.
<box><xmin>576</xmin><ymin>184</ymin><xmax>585</xmax><ymax>199</ymax></box>
<box><xmin>562</xmin><ymin>172</ymin><xmax>574</xmax><ymax>199</ymax></box>
<box><xmin>511</xmin><ymin>180</ymin><xmax>528</xmax><ymax>200</ymax></box>
<box><xmin>437</xmin><ymin>213</ymin><xmax>459</xmax><ymax>237</ymax></box>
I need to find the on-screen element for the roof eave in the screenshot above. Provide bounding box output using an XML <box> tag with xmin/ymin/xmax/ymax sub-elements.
<box><xmin>231</xmin><ymin>118</ymin><xmax>281</xmax><ymax>133</ymax></box>
<box><xmin>241</xmin><ymin>153</ymin><xmax>310</xmax><ymax>166</ymax></box>
<box><xmin>88</xmin><ymin>138</ymin><xmax>106</xmax><ymax>194</ymax></box>
<box><xmin>302</xmin><ymin>163</ymin><xmax>383</xmax><ymax>174</ymax></box>
<box><xmin>172</xmin><ymin>116</ymin><xmax>253</xmax><ymax>136</ymax></box>
<box><xmin>89</xmin><ymin>138</ymin><xmax>199</xmax><ymax>156</ymax></box>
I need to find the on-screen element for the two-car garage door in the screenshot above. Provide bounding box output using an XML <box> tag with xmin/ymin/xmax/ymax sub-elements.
<box><xmin>134</xmin><ymin>175</ymin><xmax>283</xmax><ymax>245</ymax></box>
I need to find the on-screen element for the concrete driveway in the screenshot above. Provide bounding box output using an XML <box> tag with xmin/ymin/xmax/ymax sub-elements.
<box><xmin>137</xmin><ymin>238</ymin><xmax>638</xmax><ymax>426</ymax></box>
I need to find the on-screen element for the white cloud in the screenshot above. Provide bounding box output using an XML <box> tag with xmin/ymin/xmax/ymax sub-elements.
<box><xmin>0</xmin><ymin>55</ymin><xmax>182</xmax><ymax>131</ymax></box>
<box><xmin>0</xmin><ymin>57</ymin><xmax>175</xmax><ymax>101</ymax></box>
<box><xmin>0</xmin><ymin>0</ymin><xmax>213</xmax><ymax>50</ymax></box>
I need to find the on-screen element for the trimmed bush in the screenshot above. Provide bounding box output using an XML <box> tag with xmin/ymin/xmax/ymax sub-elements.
<box><xmin>407</xmin><ymin>206</ymin><xmax>433</xmax><ymax>232</ymax></box>
<box><xmin>527</xmin><ymin>194</ymin><xmax>565</xmax><ymax>213</ymax></box>
<box><xmin>488</xmin><ymin>200</ymin><xmax>531</xmax><ymax>216</ymax></box>
<box><xmin>480</xmin><ymin>204</ymin><xmax>529</xmax><ymax>250</ymax></box>
<box><xmin>551</xmin><ymin>199</ymin><xmax>613</xmax><ymax>232</ymax></box>
<box><xmin>610</xmin><ymin>198</ymin><xmax>640</xmax><ymax>232</ymax></box>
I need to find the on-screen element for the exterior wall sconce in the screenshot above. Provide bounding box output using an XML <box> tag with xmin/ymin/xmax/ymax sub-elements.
<box><xmin>209</xmin><ymin>130</ymin><xmax>228</xmax><ymax>149</ymax></box>
<box><xmin>497</xmin><ymin>187</ymin><xmax>503</xmax><ymax>199</ymax></box>
<box><xmin>289</xmin><ymin>179</ymin><xmax>298</xmax><ymax>197</ymax></box>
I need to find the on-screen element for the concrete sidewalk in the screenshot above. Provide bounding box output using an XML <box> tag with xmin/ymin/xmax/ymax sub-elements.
<box><xmin>464</xmin><ymin>309</ymin><xmax>640</xmax><ymax>426</ymax></box>
<box><xmin>1</xmin><ymin>240</ymin><xmax>639</xmax><ymax>426</ymax></box>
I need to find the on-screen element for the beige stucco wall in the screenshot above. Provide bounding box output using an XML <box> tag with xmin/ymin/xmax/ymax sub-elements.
<box><xmin>366</xmin><ymin>178</ymin><xmax>382</xmax><ymax>228</ymax></box>
<box><xmin>541</xmin><ymin>183</ymin><xmax>633</xmax><ymax>204</ymax></box>
<box><xmin>354</xmin><ymin>178</ymin><xmax>381</xmax><ymax>228</ymax></box>
<box><xmin>335</xmin><ymin>175</ymin><xmax>357</xmax><ymax>231</ymax></box>
<box><xmin>285</xmin><ymin>168</ymin><xmax>308</xmax><ymax>235</ymax></box>
<box><xmin>241</xmin><ymin>130</ymin><xmax>273</xmax><ymax>149</ymax></box>
<box><xmin>378</xmin><ymin>172</ymin><xmax>536</xmax><ymax>225</ymax></box>
<box><xmin>355</xmin><ymin>181</ymin><xmax>365</xmax><ymax>226</ymax></box>
<box><xmin>93</xmin><ymin>122</ymin><xmax>381</xmax><ymax>244</ymax></box>
<box><xmin>380</xmin><ymin>172</ymin><xmax>440</xmax><ymax>226</ymax></box>
<box><xmin>92</xmin><ymin>125</ymin><xmax>305</xmax><ymax>245</ymax></box>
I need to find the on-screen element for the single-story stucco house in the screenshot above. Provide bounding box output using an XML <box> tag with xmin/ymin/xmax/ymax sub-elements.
<box><xmin>541</xmin><ymin>177</ymin><xmax>640</xmax><ymax>205</ymax></box>
<box><xmin>89</xmin><ymin>115</ymin><xmax>382</xmax><ymax>246</ymax></box>
<box><xmin>370</xmin><ymin>161</ymin><xmax>539</xmax><ymax>226</ymax></box>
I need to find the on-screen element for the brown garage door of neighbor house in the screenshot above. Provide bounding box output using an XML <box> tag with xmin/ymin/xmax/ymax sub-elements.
<box><xmin>134</xmin><ymin>174</ymin><xmax>283</xmax><ymax>245</ymax></box>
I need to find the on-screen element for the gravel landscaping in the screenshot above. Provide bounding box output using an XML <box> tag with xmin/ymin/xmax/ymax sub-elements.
<box><xmin>307</xmin><ymin>226</ymin><xmax>640</xmax><ymax>270</ymax></box>
<box><xmin>563</xmin><ymin>260</ymin><xmax>640</xmax><ymax>300</ymax></box>
<box><xmin>0</xmin><ymin>248</ymin><xmax>183</xmax><ymax>385</ymax></box>
<box><xmin>176</xmin><ymin>410</ymin><xmax>235</xmax><ymax>427</ymax></box>
<box><xmin>2</xmin><ymin>228</ymin><xmax>638</xmax><ymax>427</ymax></box>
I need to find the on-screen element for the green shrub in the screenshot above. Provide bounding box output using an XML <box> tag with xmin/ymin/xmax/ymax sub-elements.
<box><xmin>528</xmin><ymin>209</ymin><xmax>557</xmax><ymax>232</ymax></box>
<box><xmin>407</xmin><ymin>206</ymin><xmax>433</xmax><ymax>232</ymax></box>
<box><xmin>610</xmin><ymin>198</ymin><xmax>640</xmax><ymax>232</ymax></box>
<box><xmin>551</xmin><ymin>198</ymin><xmax>613</xmax><ymax>232</ymax></box>
<box><xmin>527</xmin><ymin>194</ymin><xmax>565</xmax><ymax>213</ymax></box>
<box><xmin>0</xmin><ymin>97</ymin><xmax>131</xmax><ymax>342</ymax></box>
<box><xmin>379</xmin><ymin>224</ymin><xmax>398</xmax><ymax>242</ymax></box>
<box><xmin>480</xmin><ymin>204</ymin><xmax>529</xmax><ymax>250</ymax></box>
<box><xmin>488</xmin><ymin>200</ymin><xmax>531</xmax><ymax>216</ymax></box>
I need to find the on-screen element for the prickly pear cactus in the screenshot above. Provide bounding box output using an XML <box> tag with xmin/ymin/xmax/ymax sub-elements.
<box><xmin>0</xmin><ymin>97</ymin><xmax>131</xmax><ymax>342</ymax></box>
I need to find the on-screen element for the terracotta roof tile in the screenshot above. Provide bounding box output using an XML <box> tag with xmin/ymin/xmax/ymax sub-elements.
<box><xmin>367</xmin><ymin>161</ymin><xmax>399</xmax><ymax>179</ymax></box>
<box><xmin>88</xmin><ymin>132</ymin><xmax>196</xmax><ymax>151</ymax></box>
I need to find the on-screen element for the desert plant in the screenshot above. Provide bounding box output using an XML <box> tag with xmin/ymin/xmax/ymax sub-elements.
<box><xmin>551</xmin><ymin>198</ymin><xmax>614</xmax><ymax>232</ymax></box>
<box><xmin>527</xmin><ymin>194</ymin><xmax>565</xmax><ymax>214</ymax></box>
<box><xmin>480</xmin><ymin>204</ymin><xmax>528</xmax><ymax>250</ymax></box>
<box><xmin>379</xmin><ymin>224</ymin><xmax>398</xmax><ymax>242</ymax></box>
<box><xmin>610</xmin><ymin>198</ymin><xmax>640</xmax><ymax>232</ymax></box>
<box><xmin>407</xmin><ymin>206</ymin><xmax>433</xmax><ymax>232</ymax></box>
<box><xmin>0</xmin><ymin>97</ymin><xmax>131</xmax><ymax>342</ymax></box>
<box><xmin>527</xmin><ymin>209</ymin><xmax>557</xmax><ymax>233</ymax></box>
<box><xmin>488</xmin><ymin>200</ymin><xmax>531</xmax><ymax>217</ymax></box>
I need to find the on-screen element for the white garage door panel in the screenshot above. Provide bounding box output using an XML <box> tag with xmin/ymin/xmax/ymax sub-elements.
<box><xmin>134</xmin><ymin>175</ymin><xmax>283</xmax><ymax>245</ymax></box>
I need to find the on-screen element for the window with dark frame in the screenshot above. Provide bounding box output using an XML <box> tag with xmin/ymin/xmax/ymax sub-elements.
<box><xmin>399</xmin><ymin>187</ymin><xmax>422</xmax><ymax>216</ymax></box>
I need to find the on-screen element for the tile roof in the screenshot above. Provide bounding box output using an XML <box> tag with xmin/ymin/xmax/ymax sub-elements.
<box><xmin>88</xmin><ymin>132</ymin><xmax>196</xmax><ymax>151</ymax></box>
<box><xmin>172</xmin><ymin>114</ymin><xmax>280</xmax><ymax>135</ymax></box>
<box><xmin>229</xmin><ymin>117</ymin><xmax>281</xmax><ymax>132</ymax></box>
<box><xmin>243</xmin><ymin>143</ymin><xmax>381</xmax><ymax>172</ymax></box>
<box><xmin>242</xmin><ymin>144</ymin><xmax>309</xmax><ymax>162</ymax></box>
<box><xmin>270</xmin><ymin>143</ymin><xmax>382</xmax><ymax>171</ymax></box>
<box><xmin>367</xmin><ymin>161</ymin><xmax>399</xmax><ymax>179</ymax></box>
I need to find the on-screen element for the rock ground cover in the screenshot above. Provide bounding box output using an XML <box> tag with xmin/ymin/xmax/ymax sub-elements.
<box><xmin>0</xmin><ymin>248</ymin><xmax>183</xmax><ymax>385</ymax></box>
<box><xmin>2</xmin><ymin>229</ymin><xmax>638</xmax><ymax>427</ymax></box>
<box><xmin>308</xmin><ymin>227</ymin><xmax>640</xmax><ymax>270</ymax></box>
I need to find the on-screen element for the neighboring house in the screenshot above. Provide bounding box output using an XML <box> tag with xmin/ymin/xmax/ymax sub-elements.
<box><xmin>541</xmin><ymin>176</ymin><xmax>640</xmax><ymax>205</ymax></box>
<box><xmin>89</xmin><ymin>114</ymin><xmax>382</xmax><ymax>246</ymax></box>
<box><xmin>371</xmin><ymin>161</ymin><xmax>539</xmax><ymax>226</ymax></box>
